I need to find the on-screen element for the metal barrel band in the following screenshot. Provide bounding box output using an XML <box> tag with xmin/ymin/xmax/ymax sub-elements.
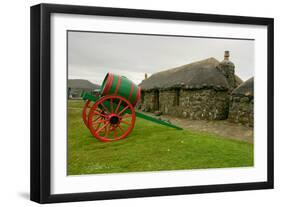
<box><xmin>127</xmin><ymin>83</ymin><xmax>135</xmax><ymax>103</ymax></box>
<box><xmin>102</xmin><ymin>73</ymin><xmax>114</xmax><ymax>96</ymax></box>
<box><xmin>114</xmin><ymin>75</ymin><xmax>121</xmax><ymax>95</ymax></box>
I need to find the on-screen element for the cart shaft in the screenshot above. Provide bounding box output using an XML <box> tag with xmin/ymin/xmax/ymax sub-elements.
<box><xmin>81</xmin><ymin>92</ymin><xmax>182</xmax><ymax>130</ymax></box>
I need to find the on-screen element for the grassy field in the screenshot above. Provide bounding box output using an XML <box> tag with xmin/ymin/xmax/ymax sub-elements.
<box><xmin>67</xmin><ymin>100</ymin><xmax>253</xmax><ymax>175</ymax></box>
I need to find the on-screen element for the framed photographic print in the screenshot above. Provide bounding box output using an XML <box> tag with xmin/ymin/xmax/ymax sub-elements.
<box><xmin>30</xmin><ymin>3</ymin><xmax>274</xmax><ymax>203</ymax></box>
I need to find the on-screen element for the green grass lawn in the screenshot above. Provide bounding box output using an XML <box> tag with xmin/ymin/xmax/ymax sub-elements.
<box><xmin>67</xmin><ymin>100</ymin><xmax>253</xmax><ymax>175</ymax></box>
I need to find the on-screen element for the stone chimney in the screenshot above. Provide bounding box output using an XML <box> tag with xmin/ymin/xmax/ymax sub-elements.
<box><xmin>224</xmin><ymin>50</ymin><xmax>230</xmax><ymax>61</ymax></box>
<box><xmin>218</xmin><ymin>51</ymin><xmax>236</xmax><ymax>91</ymax></box>
<box><xmin>145</xmin><ymin>73</ymin><xmax>148</xmax><ymax>79</ymax></box>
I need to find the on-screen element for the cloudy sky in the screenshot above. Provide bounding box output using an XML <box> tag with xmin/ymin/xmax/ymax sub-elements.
<box><xmin>68</xmin><ymin>31</ymin><xmax>254</xmax><ymax>85</ymax></box>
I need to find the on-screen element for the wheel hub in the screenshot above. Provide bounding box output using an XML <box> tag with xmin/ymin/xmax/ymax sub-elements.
<box><xmin>109</xmin><ymin>115</ymin><xmax>120</xmax><ymax>124</ymax></box>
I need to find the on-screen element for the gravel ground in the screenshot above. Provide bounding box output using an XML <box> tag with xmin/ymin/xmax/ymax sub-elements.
<box><xmin>138</xmin><ymin>111</ymin><xmax>253</xmax><ymax>143</ymax></box>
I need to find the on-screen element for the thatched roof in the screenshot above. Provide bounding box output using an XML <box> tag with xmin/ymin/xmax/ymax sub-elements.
<box><xmin>235</xmin><ymin>75</ymin><xmax>243</xmax><ymax>86</ymax></box>
<box><xmin>139</xmin><ymin>58</ymin><xmax>230</xmax><ymax>91</ymax></box>
<box><xmin>232</xmin><ymin>77</ymin><xmax>254</xmax><ymax>97</ymax></box>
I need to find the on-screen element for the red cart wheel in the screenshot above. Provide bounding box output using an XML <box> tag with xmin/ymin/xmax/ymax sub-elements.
<box><xmin>82</xmin><ymin>100</ymin><xmax>104</xmax><ymax>128</ymax></box>
<box><xmin>82</xmin><ymin>100</ymin><xmax>91</xmax><ymax>128</ymax></box>
<box><xmin>87</xmin><ymin>95</ymin><xmax>136</xmax><ymax>142</ymax></box>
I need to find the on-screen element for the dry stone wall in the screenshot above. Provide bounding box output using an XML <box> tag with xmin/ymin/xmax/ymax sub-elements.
<box><xmin>228</xmin><ymin>95</ymin><xmax>254</xmax><ymax>127</ymax></box>
<box><xmin>141</xmin><ymin>91</ymin><xmax>158</xmax><ymax>112</ymax></box>
<box><xmin>142</xmin><ymin>89</ymin><xmax>229</xmax><ymax>120</ymax></box>
<box><xmin>179</xmin><ymin>89</ymin><xmax>229</xmax><ymax>120</ymax></box>
<box><xmin>159</xmin><ymin>90</ymin><xmax>178</xmax><ymax>115</ymax></box>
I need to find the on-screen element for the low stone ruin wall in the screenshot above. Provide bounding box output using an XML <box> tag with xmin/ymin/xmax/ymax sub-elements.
<box><xmin>228</xmin><ymin>95</ymin><xmax>254</xmax><ymax>127</ymax></box>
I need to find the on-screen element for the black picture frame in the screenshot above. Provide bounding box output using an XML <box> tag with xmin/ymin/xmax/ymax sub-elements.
<box><xmin>30</xmin><ymin>3</ymin><xmax>274</xmax><ymax>204</ymax></box>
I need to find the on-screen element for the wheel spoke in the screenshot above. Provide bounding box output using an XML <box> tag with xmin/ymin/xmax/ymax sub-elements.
<box><xmin>122</xmin><ymin>114</ymin><xmax>132</xmax><ymax>119</ymax></box>
<box><xmin>104</xmin><ymin>124</ymin><xmax>107</xmax><ymax>135</ymax></box>
<box><xmin>96</xmin><ymin>122</ymin><xmax>102</xmax><ymax>130</ymax></box>
<box><xmin>100</xmin><ymin>102</ymin><xmax>110</xmax><ymax>114</ymax></box>
<box><xmin>96</xmin><ymin>122</ymin><xmax>109</xmax><ymax>134</ymax></box>
<box><xmin>92</xmin><ymin>119</ymin><xmax>106</xmax><ymax>125</ymax></box>
<box><xmin>110</xmin><ymin>98</ymin><xmax>114</xmax><ymax>113</ymax></box>
<box><xmin>115</xmin><ymin>99</ymin><xmax>122</xmax><ymax>113</ymax></box>
<box><xmin>118</xmin><ymin>105</ymin><xmax>129</xmax><ymax>116</ymax></box>
<box><xmin>96</xmin><ymin>107</ymin><xmax>103</xmax><ymax>111</ymax></box>
<box><xmin>94</xmin><ymin>111</ymin><xmax>107</xmax><ymax>118</ymax></box>
<box><xmin>118</xmin><ymin>125</ymin><xmax>124</xmax><ymax>133</ymax></box>
<box><xmin>92</xmin><ymin>115</ymin><xmax>102</xmax><ymax>123</ymax></box>
<box><xmin>121</xmin><ymin>120</ymin><xmax>131</xmax><ymax>125</ymax></box>
<box><xmin>105</xmin><ymin>124</ymin><xmax>110</xmax><ymax>137</ymax></box>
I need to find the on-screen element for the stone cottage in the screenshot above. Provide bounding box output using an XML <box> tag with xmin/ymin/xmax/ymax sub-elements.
<box><xmin>228</xmin><ymin>77</ymin><xmax>254</xmax><ymax>127</ymax></box>
<box><xmin>139</xmin><ymin>51</ymin><xmax>243</xmax><ymax>120</ymax></box>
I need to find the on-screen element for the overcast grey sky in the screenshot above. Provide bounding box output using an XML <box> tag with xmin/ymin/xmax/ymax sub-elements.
<box><xmin>68</xmin><ymin>31</ymin><xmax>254</xmax><ymax>85</ymax></box>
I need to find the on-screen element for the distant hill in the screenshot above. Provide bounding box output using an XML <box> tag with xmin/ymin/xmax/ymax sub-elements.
<box><xmin>68</xmin><ymin>79</ymin><xmax>100</xmax><ymax>89</ymax></box>
<box><xmin>68</xmin><ymin>79</ymin><xmax>100</xmax><ymax>99</ymax></box>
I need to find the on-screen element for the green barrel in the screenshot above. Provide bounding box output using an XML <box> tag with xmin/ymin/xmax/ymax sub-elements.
<box><xmin>100</xmin><ymin>73</ymin><xmax>141</xmax><ymax>107</ymax></box>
